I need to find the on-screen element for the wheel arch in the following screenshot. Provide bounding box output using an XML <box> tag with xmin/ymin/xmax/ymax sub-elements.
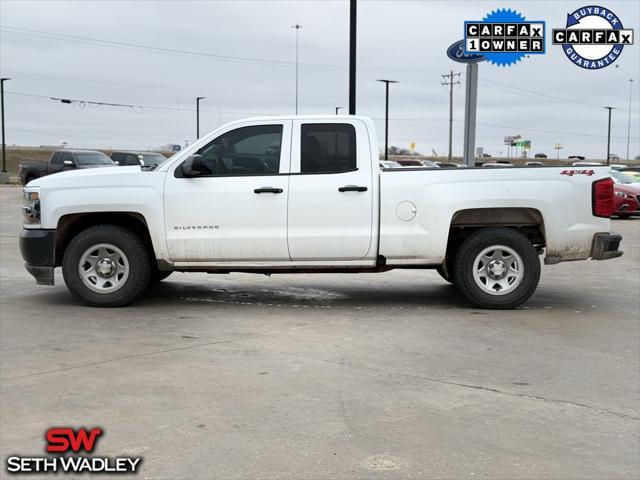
<box><xmin>445</xmin><ymin>207</ymin><xmax>547</xmax><ymax>261</ymax></box>
<box><xmin>55</xmin><ymin>212</ymin><xmax>154</xmax><ymax>267</ymax></box>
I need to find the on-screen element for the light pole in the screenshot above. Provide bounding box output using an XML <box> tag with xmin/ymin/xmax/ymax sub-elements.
<box><xmin>0</xmin><ymin>77</ymin><xmax>10</xmax><ymax>184</ymax></box>
<box><xmin>196</xmin><ymin>96</ymin><xmax>205</xmax><ymax>139</ymax></box>
<box><xmin>604</xmin><ymin>106</ymin><xmax>614</xmax><ymax>165</ymax></box>
<box><xmin>377</xmin><ymin>79</ymin><xmax>398</xmax><ymax>161</ymax></box>
<box><xmin>292</xmin><ymin>24</ymin><xmax>302</xmax><ymax>114</ymax></box>
<box><xmin>441</xmin><ymin>71</ymin><xmax>460</xmax><ymax>162</ymax></box>
<box><xmin>626</xmin><ymin>79</ymin><xmax>633</xmax><ymax>161</ymax></box>
<box><xmin>335</xmin><ymin>106</ymin><xmax>343</xmax><ymax>115</ymax></box>
<box><xmin>349</xmin><ymin>0</ymin><xmax>357</xmax><ymax>114</ymax></box>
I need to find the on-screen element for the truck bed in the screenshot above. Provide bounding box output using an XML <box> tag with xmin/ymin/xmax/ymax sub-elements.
<box><xmin>379</xmin><ymin>166</ymin><xmax>611</xmax><ymax>265</ymax></box>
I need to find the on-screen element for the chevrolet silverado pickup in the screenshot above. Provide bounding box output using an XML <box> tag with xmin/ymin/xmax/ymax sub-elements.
<box><xmin>19</xmin><ymin>149</ymin><xmax>115</xmax><ymax>184</ymax></box>
<box><xmin>20</xmin><ymin>116</ymin><xmax>623</xmax><ymax>308</ymax></box>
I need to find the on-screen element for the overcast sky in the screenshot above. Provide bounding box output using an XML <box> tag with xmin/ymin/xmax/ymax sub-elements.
<box><xmin>1</xmin><ymin>0</ymin><xmax>639</xmax><ymax>159</ymax></box>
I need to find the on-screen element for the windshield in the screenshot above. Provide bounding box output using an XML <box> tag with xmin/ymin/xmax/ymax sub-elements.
<box><xmin>75</xmin><ymin>152</ymin><xmax>115</xmax><ymax>166</ymax></box>
<box><xmin>611</xmin><ymin>170</ymin><xmax>638</xmax><ymax>184</ymax></box>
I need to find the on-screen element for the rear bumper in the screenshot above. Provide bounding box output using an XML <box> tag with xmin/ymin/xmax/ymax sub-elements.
<box><xmin>590</xmin><ymin>232</ymin><xmax>623</xmax><ymax>261</ymax></box>
<box><xmin>19</xmin><ymin>228</ymin><xmax>56</xmax><ymax>285</ymax></box>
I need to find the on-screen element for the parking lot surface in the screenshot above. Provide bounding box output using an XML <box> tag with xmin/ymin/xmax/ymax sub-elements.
<box><xmin>1</xmin><ymin>185</ymin><xmax>638</xmax><ymax>479</ymax></box>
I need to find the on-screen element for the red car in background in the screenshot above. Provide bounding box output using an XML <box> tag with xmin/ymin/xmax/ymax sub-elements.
<box><xmin>611</xmin><ymin>171</ymin><xmax>640</xmax><ymax>218</ymax></box>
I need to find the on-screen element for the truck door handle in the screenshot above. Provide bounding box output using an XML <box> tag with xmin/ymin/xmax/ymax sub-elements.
<box><xmin>254</xmin><ymin>187</ymin><xmax>283</xmax><ymax>194</ymax></box>
<box><xmin>338</xmin><ymin>185</ymin><xmax>368</xmax><ymax>192</ymax></box>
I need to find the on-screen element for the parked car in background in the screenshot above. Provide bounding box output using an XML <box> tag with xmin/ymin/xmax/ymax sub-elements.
<box><xmin>479</xmin><ymin>153</ymin><xmax>492</xmax><ymax>158</ymax></box>
<box><xmin>19</xmin><ymin>150</ymin><xmax>115</xmax><ymax>184</ymax></box>
<box><xmin>379</xmin><ymin>160</ymin><xmax>402</xmax><ymax>169</ymax></box>
<box><xmin>534</xmin><ymin>153</ymin><xmax>547</xmax><ymax>159</ymax></box>
<box><xmin>609</xmin><ymin>164</ymin><xmax>627</xmax><ymax>170</ymax></box>
<box><xmin>419</xmin><ymin>160</ymin><xmax>440</xmax><ymax>168</ymax></box>
<box><xmin>395</xmin><ymin>159</ymin><xmax>425</xmax><ymax>167</ymax></box>
<box><xmin>608</xmin><ymin>154</ymin><xmax>620</xmax><ymax>161</ymax></box>
<box><xmin>525</xmin><ymin>161</ymin><xmax>544</xmax><ymax>166</ymax></box>
<box><xmin>611</xmin><ymin>170</ymin><xmax>640</xmax><ymax>218</ymax></box>
<box><xmin>572</xmin><ymin>161</ymin><xmax>603</xmax><ymax>166</ymax></box>
<box><xmin>620</xmin><ymin>169</ymin><xmax>640</xmax><ymax>181</ymax></box>
<box><xmin>111</xmin><ymin>151</ymin><xmax>166</xmax><ymax>168</ymax></box>
<box><xmin>435</xmin><ymin>162</ymin><xmax>460</xmax><ymax>168</ymax></box>
<box><xmin>569</xmin><ymin>155</ymin><xmax>586</xmax><ymax>161</ymax></box>
<box><xmin>482</xmin><ymin>162</ymin><xmax>514</xmax><ymax>167</ymax></box>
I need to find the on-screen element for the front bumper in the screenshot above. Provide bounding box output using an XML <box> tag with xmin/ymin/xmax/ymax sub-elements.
<box><xmin>19</xmin><ymin>228</ymin><xmax>56</xmax><ymax>285</ymax></box>
<box><xmin>590</xmin><ymin>232</ymin><xmax>623</xmax><ymax>261</ymax></box>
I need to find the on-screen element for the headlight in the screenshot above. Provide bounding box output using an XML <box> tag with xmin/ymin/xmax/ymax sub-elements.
<box><xmin>23</xmin><ymin>190</ymin><xmax>41</xmax><ymax>225</ymax></box>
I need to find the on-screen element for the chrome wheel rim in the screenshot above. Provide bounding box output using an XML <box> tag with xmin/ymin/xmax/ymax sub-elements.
<box><xmin>472</xmin><ymin>245</ymin><xmax>523</xmax><ymax>296</ymax></box>
<box><xmin>78</xmin><ymin>243</ymin><xmax>129</xmax><ymax>293</ymax></box>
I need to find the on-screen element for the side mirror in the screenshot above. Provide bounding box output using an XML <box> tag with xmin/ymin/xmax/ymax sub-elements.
<box><xmin>63</xmin><ymin>160</ymin><xmax>76</xmax><ymax>167</ymax></box>
<box><xmin>181</xmin><ymin>154</ymin><xmax>204</xmax><ymax>177</ymax></box>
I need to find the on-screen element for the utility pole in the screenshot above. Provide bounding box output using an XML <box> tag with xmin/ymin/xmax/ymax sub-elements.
<box><xmin>626</xmin><ymin>78</ymin><xmax>633</xmax><ymax>161</ymax></box>
<box><xmin>292</xmin><ymin>24</ymin><xmax>302</xmax><ymax>114</ymax></box>
<box><xmin>604</xmin><ymin>106</ymin><xmax>614</xmax><ymax>165</ymax></box>
<box><xmin>196</xmin><ymin>96</ymin><xmax>206</xmax><ymax>139</ymax></box>
<box><xmin>348</xmin><ymin>0</ymin><xmax>357</xmax><ymax>114</ymax></box>
<box><xmin>335</xmin><ymin>106</ymin><xmax>343</xmax><ymax>115</ymax></box>
<box><xmin>377</xmin><ymin>80</ymin><xmax>398</xmax><ymax>160</ymax></box>
<box><xmin>0</xmin><ymin>77</ymin><xmax>10</xmax><ymax>184</ymax></box>
<box><xmin>441</xmin><ymin>70</ymin><xmax>460</xmax><ymax>162</ymax></box>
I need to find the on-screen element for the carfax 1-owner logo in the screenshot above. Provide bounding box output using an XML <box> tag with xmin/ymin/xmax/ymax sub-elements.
<box><xmin>464</xmin><ymin>8</ymin><xmax>546</xmax><ymax>66</ymax></box>
<box><xmin>553</xmin><ymin>5</ymin><xmax>634</xmax><ymax>69</ymax></box>
<box><xmin>5</xmin><ymin>427</ymin><xmax>143</xmax><ymax>474</ymax></box>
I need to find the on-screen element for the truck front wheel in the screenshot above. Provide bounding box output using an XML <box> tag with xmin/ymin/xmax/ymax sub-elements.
<box><xmin>452</xmin><ymin>228</ymin><xmax>540</xmax><ymax>309</ymax></box>
<box><xmin>62</xmin><ymin>225</ymin><xmax>151</xmax><ymax>307</ymax></box>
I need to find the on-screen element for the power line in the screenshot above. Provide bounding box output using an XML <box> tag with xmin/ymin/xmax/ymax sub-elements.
<box><xmin>6</xmin><ymin>90</ymin><xmax>637</xmax><ymax>141</ymax></box>
<box><xmin>0</xmin><ymin>25</ymin><xmax>441</xmax><ymax>74</ymax></box>
<box><xmin>480</xmin><ymin>79</ymin><xmax>603</xmax><ymax>109</ymax></box>
<box><xmin>2</xmin><ymin>69</ymin><xmax>443</xmax><ymax>99</ymax></box>
<box><xmin>5</xmin><ymin>91</ymin><xmax>276</xmax><ymax>116</ymax></box>
<box><xmin>49</xmin><ymin>96</ymin><xmax>143</xmax><ymax>113</ymax></box>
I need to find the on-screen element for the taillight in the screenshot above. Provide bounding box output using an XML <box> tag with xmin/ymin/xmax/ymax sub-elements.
<box><xmin>592</xmin><ymin>177</ymin><xmax>614</xmax><ymax>218</ymax></box>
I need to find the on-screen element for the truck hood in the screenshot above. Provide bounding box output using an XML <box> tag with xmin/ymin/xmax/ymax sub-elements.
<box><xmin>28</xmin><ymin>166</ymin><xmax>147</xmax><ymax>189</ymax></box>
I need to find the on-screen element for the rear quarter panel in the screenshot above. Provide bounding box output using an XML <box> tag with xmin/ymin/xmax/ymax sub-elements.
<box><xmin>379</xmin><ymin>167</ymin><xmax>611</xmax><ymax>264</ymax></box>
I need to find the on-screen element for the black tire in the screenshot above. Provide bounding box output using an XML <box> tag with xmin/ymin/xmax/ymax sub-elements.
<box><xmin>150</xmin><ymin>269</ymin><xmax>173</xmax><ymax>283</ymax></box>
<box><xmin>452</xmin><ymin>228</ymin><xmax>540</xmax><ymax>310</ymax></box>
<box><xmin>62</xmin><ymin>225</ymin><xmax>151</xmax><ymax>307</ymax></box>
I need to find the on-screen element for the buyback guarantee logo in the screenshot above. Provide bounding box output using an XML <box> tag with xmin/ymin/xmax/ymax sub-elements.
<box><xmin>6</xmin><ymin>427</ymin><xmax>143</xmax><ymax>474</ymax></box>
<box><xmin>464</xmin><ymin>8</ymin><xmax>546</xmax><ymax>67</ymax></box>
<box><xmin>553</xmin><ymin>5</ymin><xmax>634</xmax><ymax>69</ymax></box>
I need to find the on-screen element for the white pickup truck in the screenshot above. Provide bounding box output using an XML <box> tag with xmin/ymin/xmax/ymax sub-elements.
<box><xmin>20</xmin><ymin>115</ymin><xmax>622</xmax><ymax>309</ymax></box>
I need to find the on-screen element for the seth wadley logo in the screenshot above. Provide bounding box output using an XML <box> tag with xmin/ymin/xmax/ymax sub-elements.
<box><xmin>553</xmin><ymin>5</ymin><xmax>634</xmax><ymax>69</ymax></box>
<box><xmin>5</xmin><ymin>427</ymin><xmax>143</xmax><ymax>475</ymax></box>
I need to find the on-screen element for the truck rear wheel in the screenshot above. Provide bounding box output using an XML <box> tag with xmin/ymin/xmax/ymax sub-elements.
<box><xmin>452</xmin><ymin>228</ymin><xmax>540</xmax><ymax>309</ymax></box>
<box><xmin>62</xmin><ymin>225</ymin><xmax>151</xmax><ymax>307</ymax></box>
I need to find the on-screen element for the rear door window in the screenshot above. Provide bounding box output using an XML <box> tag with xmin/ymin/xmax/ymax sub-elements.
<box><xmin>300</xmin><ymin>124</ymin><xmax>357</xmax><ymax>174</ymax></box>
